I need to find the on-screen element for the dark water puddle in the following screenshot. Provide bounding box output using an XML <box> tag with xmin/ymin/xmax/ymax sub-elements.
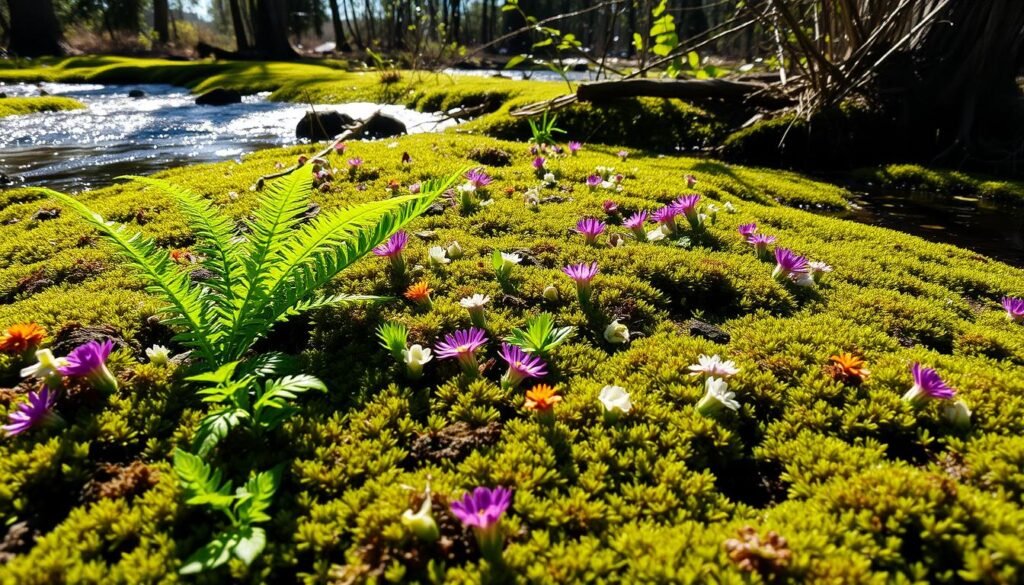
<box><xmin>823</xmin><ymin>190</ymin><xmax>1024</xmax><ymax>267</ymax></box>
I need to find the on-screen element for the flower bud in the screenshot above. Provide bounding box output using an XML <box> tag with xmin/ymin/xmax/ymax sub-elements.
<box><xmin>604</xmin><ymin>320</ymin><xmax>630</xmax><ymax>344</ymax></box>
<box><xmin>446</xmin><ymin>241</ymin><xmax>463</xmax><ymax>259</ymax></box>
<box><xmin>543</xmin><ymin>285</ymin><xmax>559</xmax><ymax>301</ymax></box>
<box><xmin>401</xmin><ymin>496</ymin><xmax>440</xmax><ymax>542</ymax></box>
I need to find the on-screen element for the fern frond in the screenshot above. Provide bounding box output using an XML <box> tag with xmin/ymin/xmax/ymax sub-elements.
<box><xmin>225</xmin><ymin>168</ymin><xmax>314</xmax><ymax>357</ymax></box>
<box><xmin>121</xmin><ymin>176</ymin><xmax>243</xmax><ymax>312</ymax></box>
<box><xmin>35</xmin><ymin>188</ymin><xmax>218</xmax><ymax>364</ymax></box>
<box><xmin>224</xmin><ymin>171</ymin><xmax>461</xmax><ymax>359</ymax></box>
<box><xmin>173</xmin><ymin>448</ymin><xmax>236</xmax><ymax>509</ymax></box>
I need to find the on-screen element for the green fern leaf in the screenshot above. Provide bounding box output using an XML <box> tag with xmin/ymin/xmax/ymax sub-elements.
<box><xmin>173</xmin><ymin>448</ymin><xmax>236</xmax><ymax>509</ymax></box>
<box><xmin>34</xmin><ymin>188</ymin><xmax>218</xmax><ymax>364</ymax></box>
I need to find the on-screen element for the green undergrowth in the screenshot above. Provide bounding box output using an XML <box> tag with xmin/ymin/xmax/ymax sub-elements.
<box><xmin>853</xmin><ymin>164</ymin><xmax>1024</xmax><ymax>204</ymax></box>
<box><xmin>0</xmin><ymin>96</ymin><xmax>85</xmax><ymax>118</ymax></box>
<box><xmin>1</xmin><ymin>133</ymin><xmax>1024</xmax><ymax>582</ymax></box>
<box><xmin>0</xmin><ymin>57</ymin><xmax>724</xmax><ymax>150</ymax></box>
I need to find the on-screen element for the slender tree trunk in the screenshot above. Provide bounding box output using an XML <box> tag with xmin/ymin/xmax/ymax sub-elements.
<box><xmin>363</xmin><ymin>0</ymin><xmax>376</xmax><ymax>43</ymax></box>
<box><xmin>154</xmin><ymin>0</ymin><xmax>170</xmax><ymax>44</ymax></box>
<box><xmin>7</xmin><ymin>0</ymin><xmax>66</xmax><ymax>56</ymax></box>
<box><xmin>327</xmin><ymin>0</ymin><xmax>351</xmax><ymax>51</ymax></box>
<box><xmin>228</xmin><ymin>0</ymin><xmax>250</xmax><ymax>51</ymax></box>
<box><xmin>253</xmin><ymin>0</ymin><xmax>299</xmax><ymax>59</ymax></box>
<box><xmin>342</xmin><ymin>0</ymin><xmax>363</xmax><ymax>48</ymax></box>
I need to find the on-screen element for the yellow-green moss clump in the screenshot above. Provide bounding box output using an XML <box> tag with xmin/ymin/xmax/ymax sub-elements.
<box><xmin>855</xmin><ymin>164</ymin><xmax>1024</xmax><ymax>203</ymax></box>
<box><xmin>1</xmin><ymin>134</ymin><xmax>1024</xmax><ymax>582</ymax></box>
<box><xmin>0</xmin><ymin>96</ymin><xmax>85</xmax><ymax>118</ymax></box>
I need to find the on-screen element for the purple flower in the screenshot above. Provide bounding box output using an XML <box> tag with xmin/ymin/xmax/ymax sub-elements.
<box><xmin>373</xmin><ymin>231</ymin><xmax>408</xmax><ymax>275</ymax></box>
<box><xmin>673</xmin><ymin>194</ymin><xmax>701</xmax><ymax>217</ymax></box>
<box><xmin>568</xmin><ymin>141</ymin><xmax>582</xmax><ymax>154</ymax></box>
<box><xmin>1002</xmin><ymin>296</ymin><xmax>1024</xmax><ymax>322</ymax></box>
<box><xmin>465</xmin><ymin>168</ymin><xmax>493</xmax><ymax>188</ymax></box>
<box><xmin>450</xmin><ymin>486</ymin><xmax>511</xmax><ymax>560</ymax></box>
<box><xmin>903</xmin><ymin>363</ymin><xmax>956</xmax><ymax>405</ymax></box>
<box><xmin>738</xmin><ymin>223</ymin><xmax>757</xmax><ymax>237</ymax></box>
<box><xmin>409</xmin><ymin>182</ymin><xmax>421</xmax><ymax>194</ymax></box>
<box><xmin>499</xmin><ymin>343</ymin><xmax>548</xmax><ymax>388</ymax></box>
<box><xmin>586</xmin><ymin>174</ymin><xmax>602</xmax><ymax>189</ymax></box>
<box><xmin>652</xmin><ymin>206</ymin><xmax>680</xmax><ymax>236</ymax></box>
<box><xmin>624</xmin><ymin>211</ymin><xmax>648</xmax><ymax>230</ymax></box>
<box><xmin>748</xmin><ymin>233</ymin><xmax>776</xmax><ymax>258</ymax></box>
<box><xmin>532</xmin><ymin>157</ymin><xmax>547</xmax><ymax>171</ymax></box>
<box><xmin>772</xmin><ymin>248</ymin><xmax>809</xmax><ymax>281</ymax></box>
<box><xmin>435</xmin><ymin>327</ymin><xmax>488</xmax><ymax>377</ymax></box>
<box><xmin>563</xmin><ymin>262</ymin><xmax>599</xmax><ymax>283</ymax></box>
<box><xmin>617</xmin><ymin>150</ymin><xmax>629</xmax><ymax>160</ymax></box>
<box><xmin>348</xmin><ymin>157</ymin><xmax>363</xmax><ymax>169</ymax></box>
<box><xmin>59</xmin><ymin>340</ymin><xmax>118</xmax><ymax>393</ymax></box>
<box><xmin>576</xmin><ymin>218</ymin><xmax>606</xmax><ymax>245</ymax></box>
<box><xmin>685</xmin><ymin>174</ymin><xmax>697</xmax><ymax>188</ymax></box>
<box><xmin>563</xmin><ymin>262</ymin><xmax>599</xmax><ymax>305</ymax></box>
<box><xmin>603</xmin><ymin>200</ymin><xmax>619</xmax><ymax>215</ymax></box>
<box><xmin>3</xmin><ymin>387</ymin><xmax>60</xmax><ymax>437</ymax></box>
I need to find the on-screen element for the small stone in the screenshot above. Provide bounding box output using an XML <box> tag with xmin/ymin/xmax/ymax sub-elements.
<box><xmin>686</xmin><ymin>319</ymin><xmax>730</xmax><ymax>344</ymax></box>
<box><xmin>195</xmin><ymin>88</ymin><xmax>241</xmax><ymax>106</ymax></box>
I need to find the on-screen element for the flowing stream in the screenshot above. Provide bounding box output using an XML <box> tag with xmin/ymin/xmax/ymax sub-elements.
<box><xmin>0</xmin><ymin>82</ymin><xmax>454</xmax><ymax>191</ymax></box>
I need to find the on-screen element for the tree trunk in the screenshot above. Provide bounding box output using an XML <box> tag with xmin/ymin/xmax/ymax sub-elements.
<box><xmin>327</xmin><ymin>0</ymin><xmax>351</xmax><ymax>51</ymax></box>
<box><xmin>7</xmin><ymin>0</ymin><xmax>66</xmax><ymax>56</ymax></box>
<box><xmin>154</xmin><ymin>0</ymin><xmax>170</xmax><ymax>44</ymax></box>
<box><xmin>228</xmin><ymin>0</ymin><xmax>250</xmax><ymax>51</ymax></box>
<box><xmin>253</xmin><ymin>0</ymin><xmax>299</xmax><ymax>59</ymax></box>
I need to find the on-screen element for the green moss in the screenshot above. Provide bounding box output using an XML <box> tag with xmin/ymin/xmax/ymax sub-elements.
<box><xmin>0</xmin><ymin>96</ymin><xmax>85</xmax><ymax>118</ymax></box>
<box><xmin>0</xmin><ymin>133</ymin><xmax>1023</xmax><ymax>581</ymax></box>
<box><xmin>854</xmin><ymin>164</ymin><xmax>1024</xmax><ymax>203</ymax></box>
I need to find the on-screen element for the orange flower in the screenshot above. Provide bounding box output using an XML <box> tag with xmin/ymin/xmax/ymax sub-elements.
<box><xmin>826</xmin><ymin>352</ymin><xmax>870</xmax><ymax>385</ymax></box>
<box><xmin>170</xmin><ymin>248</ymin><xmax>194</xmax><ymax>264</ymax></box>
<box><xmin>524</xmin><ymin>384</ymin><xmax>562</xmax><ymax>411</ymax></box>
<box><xmin>0</xmin><ymin>323</ymin><xmax>46</xmax><ymax>354</ymax></box>
<box><xmin>404</xmin><ymin>281</ymin><xmax>432</xmax><ymax>303</ymax></box>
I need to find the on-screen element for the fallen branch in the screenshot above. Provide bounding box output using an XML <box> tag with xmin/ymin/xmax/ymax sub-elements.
<box><xmin>254</xmin><ymin>114</ymin><xmax>376</xmax><ymax>190</ymax></box>
<box><xmin>577</xmin><ymin>78</ymin><xmax>768</xmax><ymax>102</ymax></box>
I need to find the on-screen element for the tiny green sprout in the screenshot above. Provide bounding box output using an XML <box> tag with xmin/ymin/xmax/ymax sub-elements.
<box><xmin>505</xmin><ymin>313</ymin><xmax>575</xmax><ymax>356</ymax></box>
<box><xmin>377</xmin><ymin>322</ymin><xmax>409</xmax><ymax>360</ymax></box>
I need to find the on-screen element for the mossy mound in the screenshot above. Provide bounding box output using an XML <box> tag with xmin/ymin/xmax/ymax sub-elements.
<box><xmin>0</xmin><ymin>96</ymin><xmax>85</xmax><ymax>118</ymax></box>
<box><xmin>1</xmin><ymin>134</ymin><xmax>1023</xmax><ymax>582</ymax></box>
<box><xmin>854</xmin><ymin>164</ymin><xmax>1024</xmax><ymax>204</ymax></box>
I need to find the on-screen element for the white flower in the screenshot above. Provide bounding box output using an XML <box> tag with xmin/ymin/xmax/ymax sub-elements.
<box><xmin>428</xmin><ymin>246</ymin><xmax>450</xmax><ymax>267</ymax></box>
<box><xmin>402</xmin><ymin>344</ymin><xmax>433</xmax><ymax>379</ymax></box>
<box><xmin>600</xmin><ymin>180</ymin><xmax>615</xmax><ymax>190</ymax></box>
<box><xmin>458</xmin><ymin>182</ymin><xmax>476</xmax><ymax>194</ymax></box>
<box><xmin>525</xmin><ymin>192</ymin><xmax>540</xmax><ymax>209</ymax></box>
<box><xmin>599</xmin><ymin>385</ymin><xmax>632</xmax><ymax>414</ymax></box>
<box><xmin>687</xmin><ymin>354</ymin><xmax>740</xmax><ymax>378</ymax></box>
<box><xmin>446</xmin><ymin>241</ymin><xmax>463</xmax><ymax>259</ymax></box>
<box><xmin>20</xmin><ymin>349</ymin><xmax>68</xmax><ymax>384</ymax></box>
<box><xmin>145</xmin><ymin>345</ymin><xmax>172</xmax><ymax>366</ymax></box>
<box><xmin>543</xmin><ymin>172</ymin><xmax>556</xmax><ymax>185</ymax></box>
<box><xmin>696</xmin><ymin>377</ymin><xmax>740</xmax><ymax>415</ymax></box>
<box><xmin>604</xmin><ymin>320</ymin><xmax>630</xmax><ymax>344</ymax></box>
<box><xmin>646</xmin><ymin>227</ymin><xmax>667</xmax><ymax>242</ymax></box>
<box><xmin>459</xmin><ymin>294</ymin><xmax>490</xmax><ymax>309</ymax></box>
<box><xmin>501</xmin><ymin>252</ymin><xmax>522</xmax><ymax>266</ymax></box>
<box><xmin>724</xmin><ymin>201</ymin><xmax>737</xmax><ymax>213</ymax></box>
<box><xmin>401</xmin><ymin>494</ymin><xmax>440</xmax><ymax>542</ymax></box>
<box><xmin>480</xmin><ymin>198</ymin><xmax>495</xmax><ymax>207</ymax></box>
<box><xmin>791</xmin><ymin>272</ymin><xmax>816</xmax><ymax>287</ymax></box>
<box><xmin>942</xmin><ymin>399</ymin><xmax>971</xmax><ymax>429</ymax></box>
<box><xmin>808</xmin><ymin>261</ymin><xmax>832</xmax><ymax>276</ymax></box>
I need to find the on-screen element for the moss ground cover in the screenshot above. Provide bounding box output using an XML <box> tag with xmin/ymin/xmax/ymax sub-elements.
<box><xmin>853</xmin><ymin>164</ymin><xmax>1024</xmax><ymax>204</ymax></box>
<box><xmin>1</xmin><ymin>133</ymin><xmax>1024</xmax><ymax>582</ymax></box>
<box><xmin>0</xmin><ymin>96</ymin><xmax>85</xmax><ymax>118</ymax></box>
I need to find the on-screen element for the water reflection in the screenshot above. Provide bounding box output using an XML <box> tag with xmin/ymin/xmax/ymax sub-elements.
<box><xmin>0</xmin><ymin>82</ymin><xmax>453</xmax><ymax>191</ymax></box>
<box><xmin>826</xmin><ymin>190</ymin><xmax>1024</xmax><ymax>266</ymax></box>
